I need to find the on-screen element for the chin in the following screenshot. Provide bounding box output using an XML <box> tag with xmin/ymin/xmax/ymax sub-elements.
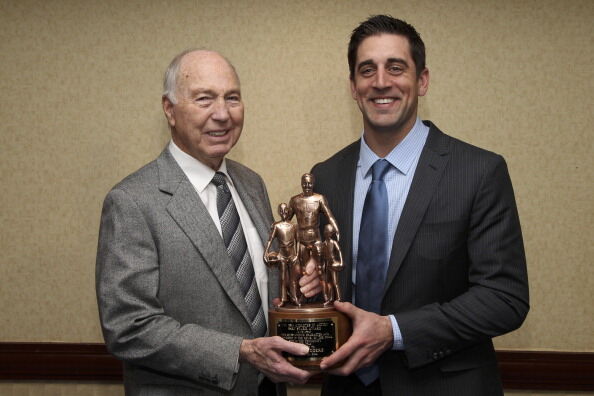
<box><xmin>207</xmin><ymin>146</ymin><xmax>233</xmax><ymax>160</ymax></box>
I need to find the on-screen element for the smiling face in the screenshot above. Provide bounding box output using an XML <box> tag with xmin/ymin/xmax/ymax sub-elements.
<box><xmin>351</xmin><ymin>33</ymin><xmax>429</xmax><ymax>144</ymax></box>
<box><xmin>162</xmin><ymin>51</ymin><xmax>244</xmax><ymax>170</ymax></box>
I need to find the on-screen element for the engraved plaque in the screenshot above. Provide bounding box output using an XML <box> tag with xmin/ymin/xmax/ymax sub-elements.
<box><xmin>278</xmin><ymin>318</ymin><xmax>336</xmax><ymax>360</ymax></box>
<box><xmin>269</xmin><ymin>305</ymin><xmax>351</xmax><ymax>370</ymax></box>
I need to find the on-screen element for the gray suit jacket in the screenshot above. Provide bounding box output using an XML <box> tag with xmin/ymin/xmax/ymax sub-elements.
<box><xmin>96</xmin><ymin>147</ymin><xmax>278</xmax><ymax>396</ymax></box>
<box><xmin>312</xmin><ymin>121</ymin><xmax>529</xmax><ymax>396</ymax></box>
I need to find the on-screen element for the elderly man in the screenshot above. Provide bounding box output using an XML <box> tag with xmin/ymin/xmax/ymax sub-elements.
<box><xmin>96</xmin><ymin>49</ymin><xmax>319</xmax><ymax>396</ymax></box>
<box><xmin>313</xmin><ymin>15</ymin><xmax>529</xmax><ymax>396</ymax></box>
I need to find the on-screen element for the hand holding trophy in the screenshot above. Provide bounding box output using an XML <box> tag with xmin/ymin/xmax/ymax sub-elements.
<box><xmin>264</xmin><ymin>173</ymin><xmax>351</xmax><ymax>370</ymax></box>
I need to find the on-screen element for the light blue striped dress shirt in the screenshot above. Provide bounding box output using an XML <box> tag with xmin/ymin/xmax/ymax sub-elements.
<box><xmin>352</xmin><ymin>118</ymin><xmax>429</xmax><ymax>350</ymax></box>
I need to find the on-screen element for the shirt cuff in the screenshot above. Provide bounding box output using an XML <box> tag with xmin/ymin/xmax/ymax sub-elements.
<box><xmin>389</xmin><ymin>314</ymin><xmax>404</xmax><ymax>350</ymax></box>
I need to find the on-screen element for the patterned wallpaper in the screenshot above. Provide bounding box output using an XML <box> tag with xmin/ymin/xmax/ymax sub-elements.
<box><xmin>1</xmin><ymin>0</ymin><xmax>592</xmax><ymax>355</ymax></box>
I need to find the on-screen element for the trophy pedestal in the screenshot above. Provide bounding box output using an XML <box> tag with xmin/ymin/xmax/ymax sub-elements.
<box><xmin>269</xmin><ymin>304</ymin><xmax>352</xmax><ymax>371</ymax></box>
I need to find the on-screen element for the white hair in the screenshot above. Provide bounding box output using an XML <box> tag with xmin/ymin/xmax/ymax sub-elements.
<box><xmin>162</xmin><ymin>48</ymin><xmax>239</xmax><ymax>104</ymax></box>
<box><xmin>162</xmin><ymin>48</ymin><xmax>199</xmax><ymax>104</ymax></box>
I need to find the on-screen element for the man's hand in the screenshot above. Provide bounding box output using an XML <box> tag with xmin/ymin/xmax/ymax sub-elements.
<box><xmin>239</xmin><ymin>336</ymin><xmax>312</xmax><ymax>384</ymax></box>
<box><xmin>319</xmin><ymin>301</ymin><xmax>393</xmax><ymax>375</ymax></box>
<box><xmin>299</xmin><ymin>260</ymin><xmax>322</xmax><ymax>297</ymax></box>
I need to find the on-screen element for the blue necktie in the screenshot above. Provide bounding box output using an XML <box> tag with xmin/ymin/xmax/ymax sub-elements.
<box><xmin>356</xmin><ymin>159</ymin><xmax>391</xmax><ymax>385</ymax></box>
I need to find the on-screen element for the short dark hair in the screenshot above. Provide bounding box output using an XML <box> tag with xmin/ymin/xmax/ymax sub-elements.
<box><xmin>348</xmin><ymin>15</ymin><xmax>426</xmax><ymax>79</ymax></box>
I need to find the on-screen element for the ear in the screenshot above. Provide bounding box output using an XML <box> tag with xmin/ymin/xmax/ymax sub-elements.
<box><xmin>417</xmin><ymin>68</ymin><xmax>430</xmax><ymax>97</ymax></box>
<box><xmin>350</xmin><ymin>78</ymin><xmax>358</xmax><ymax>100</ymax></box>
<box><xmin>162</xmin><ymin>95</ymin><xmax>176</xmax><ymax>127</ymax></box>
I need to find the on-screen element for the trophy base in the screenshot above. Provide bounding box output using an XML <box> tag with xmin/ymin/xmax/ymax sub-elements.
<box><xmin>269</xmin><ymin>303</ymin><xmax>352</xmax><ymax>371</ymax></box>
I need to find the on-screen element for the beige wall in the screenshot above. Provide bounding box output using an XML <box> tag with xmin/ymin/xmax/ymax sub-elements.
<box><xmin>1</xmin><ymin>0</ymin><xmax>592</xmax><ymax>394</ymax></box>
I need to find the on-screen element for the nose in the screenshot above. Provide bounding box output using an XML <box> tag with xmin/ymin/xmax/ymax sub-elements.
<box><xmin>372</xmin><ymin>68</ymin><xmax>389</xmax><ymax>89</ymax></box>
<box><xmin>211</xmin><ymin>99</ymin><xmax>230</xmax><ymax>122</ymax></box>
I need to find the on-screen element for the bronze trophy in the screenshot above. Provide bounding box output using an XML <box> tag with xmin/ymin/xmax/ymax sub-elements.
<box><xmin>264</xmin><ymin>173</ymin><xmax>352</xmax><ymax>370</ymax></box>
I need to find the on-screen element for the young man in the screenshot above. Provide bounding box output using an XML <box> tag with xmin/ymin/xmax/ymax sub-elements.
<box><xmin>313</xmin><ymin>15</ymin><xmax>529</xmax><ymax>396</ymax></box>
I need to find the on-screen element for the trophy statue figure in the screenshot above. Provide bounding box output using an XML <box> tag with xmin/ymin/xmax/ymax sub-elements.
<box><xmin>267</xmin><ymin>173</ymin><xmax>351</xmax><ymax>370</ymax></box>
<box><xmin>263</xmin><ymin>203</ymin><xmax>302</xmax><ymax>307</ymax></box>
<box><xmin>322</xmin><ymin>223</ymin><xmax>344</xmax><ymax>304</ymax></box>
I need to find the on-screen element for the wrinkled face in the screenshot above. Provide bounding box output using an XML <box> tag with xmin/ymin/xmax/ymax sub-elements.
<box><xmin>351</xmin><ymin>34</ymin><xmax>429</xmax><ymax>137</ymax></box>
<box><xmin>163</xmin><ymin>51</ymin><xmax>244</xmax><ymax>170</ymax></box>
<box><xmin>301</xmin><ymin>174</ymin><xmax>314</xmax><ymax>195</ymax></box>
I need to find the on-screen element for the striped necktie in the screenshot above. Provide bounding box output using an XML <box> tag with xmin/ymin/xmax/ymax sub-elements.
<box><xmin>212</xmin><ymin>172</ymin><xmax>266</xmax><ymax>337</ymax></box>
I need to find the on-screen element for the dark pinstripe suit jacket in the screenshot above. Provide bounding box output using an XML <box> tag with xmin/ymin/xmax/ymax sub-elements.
<box><xmin>311</xmin><ymin>121</ymin><xmax>529</xmax><ymax>395</ymax></box>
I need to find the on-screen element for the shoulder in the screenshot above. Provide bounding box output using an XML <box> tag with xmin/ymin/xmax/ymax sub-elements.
<box><xmin>425</xmin><ymin>120</ymin><xmax>505</xmax><ymax>168</ymax></box>
<box><xmin>226</xmin><ymin>158</ymin><xmax>265</xmax><ymax>185</ymax></box>
<box><xmin>102</xmin><ymin>147</ymin><xmax>181</xmax><ymax>209</ymax></box>
<box><xmin>311</xmin><ymin>140</ymin><xmax>360</xmax><ymax>175</ymax></box>
<box><xmin>288</xmin><ymin>193</ymin><xmax>302</xmax><ymax>202</ymax></box>
<box><xmin>312</xmin><ymin>140</ymin><xmax>361</xmax><ymax>173</ymax></box>
<box><xmin>106</xmin><ymin>158</ymin><xmax>160</xmax><ymax>200</ymax></box>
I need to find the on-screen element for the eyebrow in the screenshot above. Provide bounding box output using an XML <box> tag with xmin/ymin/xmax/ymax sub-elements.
<box><xmin>188</xmin><ymin>87</ymin><xmax>241</xmax><ymax>96</ymax></box>
<box><xmin>356</xmin><ymin>57</ymin><xmax>409</xmax><ymax>70</ymax></box>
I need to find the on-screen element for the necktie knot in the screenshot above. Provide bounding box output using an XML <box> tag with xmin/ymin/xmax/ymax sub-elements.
<box><xmin>371</xmin><ymin>159</ymin><xmax>391</xmax><ymax>181</ymax></box>
<box><xmin>212</xmin><ymin>172</ymin><xmax>229</xmax><ymax>193</ymax></box>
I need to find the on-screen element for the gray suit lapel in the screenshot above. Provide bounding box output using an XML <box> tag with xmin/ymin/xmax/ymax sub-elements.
<box><xmin>384</xmin><ymin>123</ymin><xmax>451</xmax><ymax>293</ymax></box>
<box><xmin>227</xmin><ymin>161</ymin><xmax>269</xmax><ymax>245</ymax></box>
<box><xmin>227</xmin><ymin>160</ymin><xmax>280</xmax><ymax>309</ymax></box>
<box><xmin>157</xmin><ymin>150</ymin><xmax>251</xmax><ymax>324</ymax></box>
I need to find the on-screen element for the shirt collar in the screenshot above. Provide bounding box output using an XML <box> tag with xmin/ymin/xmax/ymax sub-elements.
<box><xmin>168</xmin><ymin>140</ymin><xmax>231</xmax><ymax>192</ymax></box>
<box><xmin>359</xmin><ymin>118</ymin><xmax>428</xmax><ymax>177</ymax></box>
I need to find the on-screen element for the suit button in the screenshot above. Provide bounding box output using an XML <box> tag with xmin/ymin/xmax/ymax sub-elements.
<box><xmin>432</xmin><ymin>352</ymin><xmax>439</xmax><ymax>360</ymax></box>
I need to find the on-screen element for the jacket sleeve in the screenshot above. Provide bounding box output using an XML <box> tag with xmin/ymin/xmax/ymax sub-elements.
<box><xmin>396</xmin><ymin>156</ymin><xmax>529</xmax><ymax>369</ymax></box>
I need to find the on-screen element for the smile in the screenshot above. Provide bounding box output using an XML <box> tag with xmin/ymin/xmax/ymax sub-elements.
<box><xmin>372</xmin><ymin>98</ymin><xmax>395</xmax><ymax>104</ymax></box>
<box><xmin>207</xmin><ymin>130</ymin><xmax>228</xmax><ymax>137</ymax></box>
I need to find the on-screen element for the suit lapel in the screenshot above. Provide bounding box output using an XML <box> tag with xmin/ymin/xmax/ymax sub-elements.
<box><xmin>227</xmin><ymin>161</ymin><xmax>269</xmax><ymax>245</ymax></box>
<box><xmin>384</xmin><ymin>123</ymin><xmax>451</xmax><ymax>293</ymax></box>
<box><xmin>329</xmin><ymin>143</ymin><xmax>359</xmax><ymax>301</ymax></box>
<box><xmin>227</xmin><ymin>160</ymin><xmax>281</xmax><ymax>309</ymax></box>
<box><xmin>156</xmin><ymin>150</ymin><xmax>251</xmax><ymax>324</ymax></box>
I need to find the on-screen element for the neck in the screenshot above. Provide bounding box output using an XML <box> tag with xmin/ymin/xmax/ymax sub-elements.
<box><xmin>363</xmin><ymin>129</ymin><xmax>406</xmax><ymax>157</ymax></box>
<box><xmin>363</xmin><ymin>118</ymin><xmax>417</xmax><ymax>157</ymax></box>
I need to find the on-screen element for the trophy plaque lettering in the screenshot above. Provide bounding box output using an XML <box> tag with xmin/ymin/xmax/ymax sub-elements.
<box><xmin>264</xmin><ymin>173</ymin><xmax>352</xmax><ymax>370</ymax></box>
